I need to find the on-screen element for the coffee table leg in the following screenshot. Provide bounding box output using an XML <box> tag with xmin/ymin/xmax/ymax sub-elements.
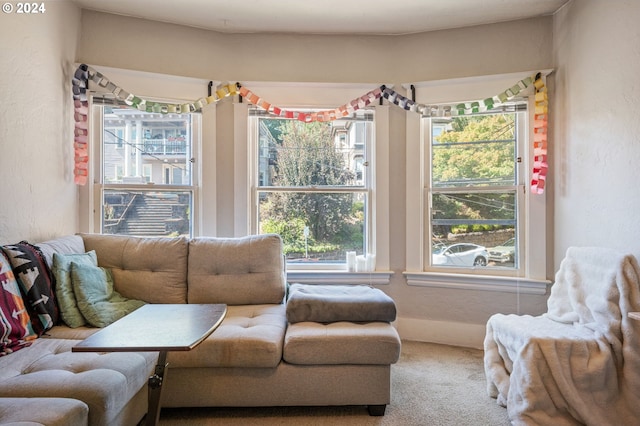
<box><xmin>146</xmin><ymin>350</ymin><xmax>168</xmax><ymax>426</ymax></box>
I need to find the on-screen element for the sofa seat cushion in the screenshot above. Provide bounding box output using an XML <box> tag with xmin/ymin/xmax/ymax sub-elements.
<box><xmin>0</xmin><ymin>338</ymin><xmax>156</xmax><ymax>426</ymax></box>
<box><xmin>81</xmin><ymin>234</ymin><xmax>189</xmax><ymax>304</ymax></box>
<box><xmin>168</xmin><ymin>304</ymin><xmax>286</xmax><ymax>368</ymax></box>
<box><xmin>45</xmin><ymin>325</ymin><xmax>98</xmax><ymax>341</ymax></box>
<box><xmin>0</xmin><ymin>397</ymin><xmax>88</xmax><ymax>426</ymax></box>
<box><xmin>284</xmin><ymin>321</ymin><xmax>401</xmax><ymax>365</ymax></box>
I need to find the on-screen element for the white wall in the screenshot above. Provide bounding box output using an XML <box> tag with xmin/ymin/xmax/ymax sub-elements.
<box><xmin>552</xmin><ymin>0</ymin><xmax>640</xmax><ymax>265</ymax></box>
<box><xmin>77</xmin><ymin>11</ymin><xmax>551</xmax><ymax>85</ymax></box>
<box><xmin>0</xmin><ymin>2</ymin><xmax>81</xmax><ymax>244</ymax></box>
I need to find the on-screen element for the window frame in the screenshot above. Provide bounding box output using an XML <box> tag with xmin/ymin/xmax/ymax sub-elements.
<box><xmin>248</xmin><ymin>108</ymin><xmax>375</xmax><ymax>271</ymax></box>
<box><xmin>404</xmin><ymin>71</ymin><xmax>550</xmax><ymax>293</ymax></box>
<box><xmin>89</xmin><ymin>100</ymin><xmax>202</xmax><ymax>238</ymax></box>
<box><xmin>424</xmin><ymin>109</ymin><xmax>527</xmax><ymax>276</ymax></box>
<box><xmin>232</xmin><ymin>82</ymin><xmax>392</xmax><ymax>283</ymax></box>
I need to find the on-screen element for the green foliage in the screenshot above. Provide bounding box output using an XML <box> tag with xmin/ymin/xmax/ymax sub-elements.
<box><xmin>260</xmin><ymin>119</ymin><xmax>360</xmax><ymax>253</ymax></box>
<box><xmin>431</xmin><ymin>114</ymin><xmax>518</xmax><ymax>237</ymax></box>
<box><xmin>433</xmin><ymin>114</ymin><xmax>515</xmax><ymax>186</ymax></box>
<box><xmin>262</xmin><ymin>217</ymin><xmax>307</xmax><ymax>245</ymax></box>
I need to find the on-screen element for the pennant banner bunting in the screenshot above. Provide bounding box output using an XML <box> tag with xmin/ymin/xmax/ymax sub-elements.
<box><xmin>71</xmin><ymin>64</ymin><xmax>239</xmax><ymax>185</ymax></box>
<box><xmin>530</xmin><ymin>73</ymin><xmax>549</xmax><ymax>194</ymax></box>
<box><xmin>72</xmin><ymin>65</ymin><xmax>90</xmax><ymax>185</ymax></box>
<box><xmin>238</xmin><ymin>85</ymin><xmax>383</xmax><ymax>123</ymax></box>
<box><xmin>71</xmin><ymin>64</ymin><xmax>549</xmax><ymax>193</ymax></box>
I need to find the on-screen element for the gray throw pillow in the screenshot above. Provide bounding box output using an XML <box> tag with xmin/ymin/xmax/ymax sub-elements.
<box><xmin>70</xmin><ymin>262</ymin><xmax>145</xmax><ymax>328</ymax></box>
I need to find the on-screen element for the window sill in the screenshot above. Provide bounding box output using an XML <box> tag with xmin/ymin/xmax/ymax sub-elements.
<box><xmin>286</xmin><ymin>271</ymin><xmax>393</xmax><ymax>285</ymax></box>
<box><xmin>403</xmin><ymin>271</ymin><xmax>550</xmax><ymax>295</ymax></box>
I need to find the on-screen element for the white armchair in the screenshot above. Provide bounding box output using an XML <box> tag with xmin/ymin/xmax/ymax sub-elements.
<box><xmin>484</xmin><ymin>246</ymin><xmax>640</xmax><ymax>425</ymax></box>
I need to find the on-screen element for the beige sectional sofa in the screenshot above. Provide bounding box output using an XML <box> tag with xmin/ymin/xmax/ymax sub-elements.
<box><xmin>0</xmin><ymin>233</ymin><xmax>401</xmax><ymax>425</ymax></box>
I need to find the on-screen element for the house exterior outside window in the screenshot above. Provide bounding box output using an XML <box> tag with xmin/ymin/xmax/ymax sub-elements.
<box><xmin>94</xmin><ymin>104</ymin><xmax>200</xmax><ymax>238</ymax></box>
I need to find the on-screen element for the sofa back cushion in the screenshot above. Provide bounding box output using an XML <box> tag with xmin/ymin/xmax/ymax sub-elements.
<box><xmin>81</xmin><ymin>233</ymin><xmax>189</xmax><ymax>304</ymax></box>
<box><xmin>36</xmin><ymin>235</ymin><xmax>86</xmax><ymax>268</ymax></box>
<box><xmin>188</xmin><ymin>234</ymin><xmax>285</xmax><ymax>305</ymax></box>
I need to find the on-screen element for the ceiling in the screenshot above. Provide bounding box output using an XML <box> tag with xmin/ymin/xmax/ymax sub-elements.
<box><xmin>71</xmin><ymin>0</ymin><xmax>570</xmax><ymax>36</ymax></box>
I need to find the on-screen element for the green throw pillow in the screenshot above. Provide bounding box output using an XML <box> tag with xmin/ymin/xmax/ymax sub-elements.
<box><xmin>52</xmin><ymin>251</ymin><xmax>98</xmax><ymax>328</ymax></box>
<box><xmin>70</xmin><ymin>262</ymin><xmax>145</xmax><ymax>328</ymax></box>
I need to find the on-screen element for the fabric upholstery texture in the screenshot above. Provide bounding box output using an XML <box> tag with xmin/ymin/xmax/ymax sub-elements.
<box><xmin>0</xmin><ymin>397</ymin><xmax>88</xmax><ymax>426</ymax></box>
<box><xmin>81</xmin><ymin>233</ymin><xmax>189</xmax><ymax>304</ymax></box>
<box><xmin>1</xmin><ymin>242</ymin><xmax>58</xmax><ymax>335</ymax></box>
<box><xmin>0</xmin><ymin>338</ymin><xmax>157</xmax><ymax>426</ymax></box>
<box><xmin>188</xmin><ymin>234</ymin><xmax>286</xmax><ymax>305</ymax></box>
<box><xmin>168</xmin><ymin>304</ymin><xmax>287</xmax><ymax>368</ymax></box>
<box><xmin>0</xmin><ymin>251</ymin><xmax>36</xmax><ymax>355</ymax></box>
<box><xmin>484</xmin><ymin>246</ymin><xmax>640</xmax><ymax>425</ymax></box>
<box><xmin>286</xmin><ymin>283</ymin><xmax>397</xmax><ymax>323</ymax></box>
<box><xmin>284</xmin><ymin>321</ymin><xmax>401</xmax><ymax>365</ymax></box>
<box><xmin>71</xmin><ymin>262</ymin><xmax>145</xmax><ymax>328</ymax></box>
<box><xmin>45</xmin><ymin>325</ymin><xmax>98</xmax><ymax>340</ymax></box>
<box><xmin>36</xmin><ymin>235</ymin><xmax>86</xmax><ymax>268</ymax></box>
<box><xmin>161</xmin><ymin>363</ymin><xmax>391</xmax><ymax>408</ymax></box>
<box><xmin>52</xmin><ymin>251</ymin><xmax>98</xmax><ymax>328</ymax></box>
<box><xmin>1</xmin><ymin>232</ymin><xmax>400</xmax><ymax>423</ymax></box>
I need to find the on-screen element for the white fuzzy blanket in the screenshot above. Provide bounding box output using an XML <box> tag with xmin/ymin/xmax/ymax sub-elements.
<box><xmin>484</xmin><ymin>247</ymin><xmax>640</xmax><ymax>425</ymax></box>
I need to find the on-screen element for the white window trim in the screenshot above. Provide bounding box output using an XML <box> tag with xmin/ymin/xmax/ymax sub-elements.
<box><xmin>90</xmin><ymin>107</ymin><xmax>202</xmax><ymax>236</ymax></box>
<box><xmin>404</xmin><ymin>71</ymin><xmax>552</xmax><ymax>293</ymax></box>
<box><xmin>403</xmin><ymin>272</ymin><xmax>548</xmax><ymax>294</ymax></box>
<box><xmin>233</xmin><ymin>82</ymin><xmax>391</xmax><ymax>282</ymax></box>
<box><xmin>287</xmin><ymin>271</ymin><xmax>393</xmax><ymax>285</ymax></box>
<box><xmin>424</xmin><ymin>110</ymin><xmax>527</xmax><ymax>276</ymax></box>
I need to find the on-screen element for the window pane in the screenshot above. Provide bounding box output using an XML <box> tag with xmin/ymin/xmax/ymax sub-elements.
<box><xmin>102</xmin><ymin>106</ymin><xmax>192</xmax><ymax>185</ymax></box>
<box><xmin>258</xmin><ymin>191</ymin><xmax>366</xmax><ymax>263</ymax></box>
<box><xmin>256</xmin><ymin>111</ymin><xmax>372</xmax><ymax>188</ymax></box>
<box><xmin>102</xmin><ymin>190</ymin><xmax>192</xmax><ymax>237</ymax></box>
<box><xmin>432</xmin><ymin>113</ymin><xmax>516</xmax><ymax>187</ymax></box>
<box><xmin>431</xmin><ymin>192</ymin><xmax>517</xmax><ymax>268</ymax></box>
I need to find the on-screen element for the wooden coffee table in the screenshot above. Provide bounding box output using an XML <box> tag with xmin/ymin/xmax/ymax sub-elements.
<box><xmin>73</xmin><ymin>303</ymin><xmax>227</xmax><ymax>426</ymax></box>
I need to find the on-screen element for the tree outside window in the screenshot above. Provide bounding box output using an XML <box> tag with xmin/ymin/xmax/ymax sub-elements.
<box><xmin>253</xmin><ymin>110</ymin><xmax>373</xmax><ymax>264</ymax></box>
<box><xmin>428</xmin><ymin>111</ymin><xmax>524</xmax><ymax>269</ymax></box>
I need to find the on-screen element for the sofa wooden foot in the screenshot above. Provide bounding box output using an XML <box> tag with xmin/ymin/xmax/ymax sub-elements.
<box><xmin>367</xmin><ymin>405</ymin><xmax>386</xmax><ymax>416</ymax></box>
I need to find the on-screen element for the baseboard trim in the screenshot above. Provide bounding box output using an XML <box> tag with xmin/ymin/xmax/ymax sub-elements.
<box><xmin>395</xmin><ymin>317</ymin><xmax>486</xmax><ymax>349</ymax></box>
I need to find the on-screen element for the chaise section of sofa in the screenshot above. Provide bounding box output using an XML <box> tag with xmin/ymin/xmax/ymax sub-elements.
<box><xmin>0</xmin><ymin>320</ymin><xmax>156</xmax><ymax>426</ymax></box>
<box><xmin>0</xmin><ymin>397</ymin><xmax>89</xmax><ymax>426</ymax></box>
<box><xmin>0</xmin><ymin>235</ymin><xmax>159</xmax><ymax>426</ymax></box>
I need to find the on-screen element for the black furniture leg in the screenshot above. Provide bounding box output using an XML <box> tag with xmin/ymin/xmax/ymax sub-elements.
<box><xmin>368</xmin><ymin>404</ymin><xmax>386</xmax><ymax>416</ymax></box>
<box><xmin>146</xmin><ymin>351</ymin><xmax>168</xmax><ymax>426</ymax></box>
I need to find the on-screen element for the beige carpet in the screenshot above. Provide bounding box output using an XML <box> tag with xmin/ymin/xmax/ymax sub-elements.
<box><xmin>159</xmin><ymin>340</ymin><xmax>510</xmax><ymax>426</ymax></box>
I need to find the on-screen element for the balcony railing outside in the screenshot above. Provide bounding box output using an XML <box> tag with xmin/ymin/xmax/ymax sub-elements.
<box><xmin>142</xmin><ymin>138</ymin><xmax>187</xmax><ymax>155</ymax></box>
